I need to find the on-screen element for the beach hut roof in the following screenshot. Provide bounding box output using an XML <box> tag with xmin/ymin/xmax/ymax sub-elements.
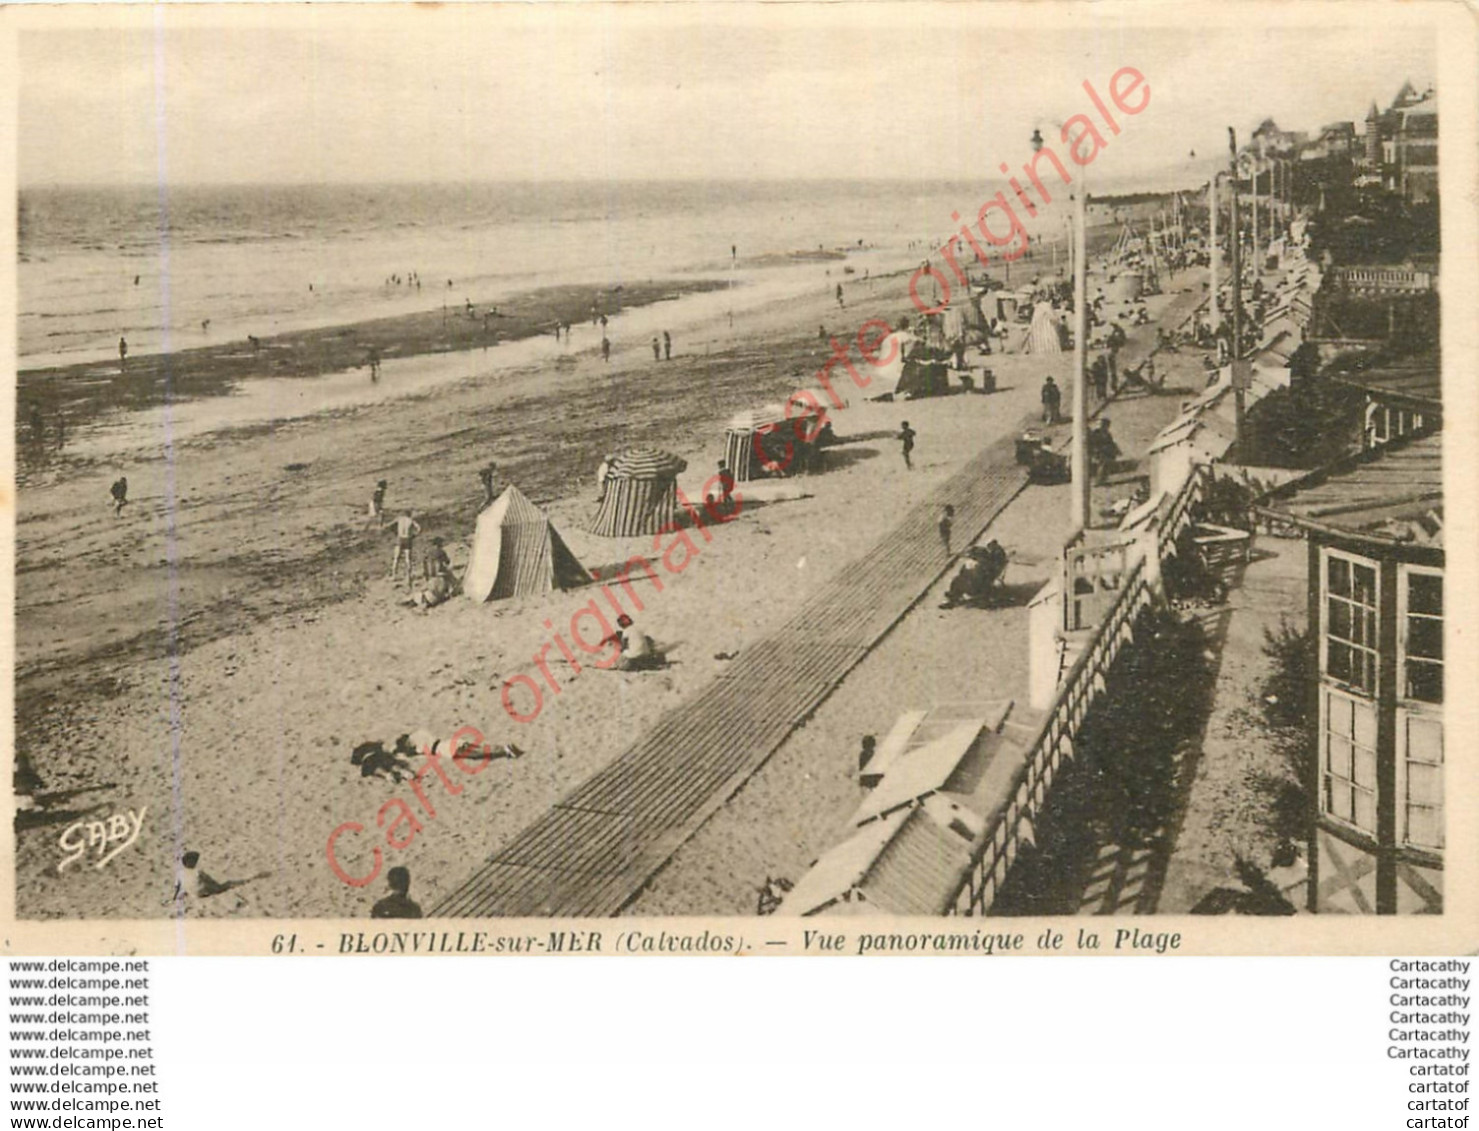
<box><xmin>609</xmin><ymin>448</ymin><xmax>687</xmax><ymax>479</ymax></box>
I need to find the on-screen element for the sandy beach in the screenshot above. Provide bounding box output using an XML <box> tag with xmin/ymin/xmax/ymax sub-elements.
<box><xmin>15</xmin><ymin>213</ymin><xmax>1191</xmax><ymax>921</ymax></box>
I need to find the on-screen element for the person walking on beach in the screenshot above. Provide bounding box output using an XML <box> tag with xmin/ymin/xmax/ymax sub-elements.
<box><xmin>371</xmin><ymin>866</ymin><xmax>423</xmax><ymax>919</ymax></box>
<box><xmin>898</xmin><ymin>421</ymin><xmax>916</xmax><ymax>470</ymax></box>
<box><xmin>1041</xmin><ymin>376</ymin><xmax>1062</xmax><ymax>425</ymax></box>
<box><xmin>118</xmin><ymin>336</ymin><xmax>128</xmax><ymax>371</ymax></box>
<box><xmin>389</xmin><ymin>511</ymin><xmax>421</xmax><ymax>586</ymax></box>
<box><xmin>652</xmin><ymin>336</ymin><xmax>661</xmax><ymax>362</ymax></box>
<box><xmin>836</xmin><ymin>283</ymin><xmax>845</xmax><ymax>309</ymax></box>
<box><xmin>938</xmin><ymin>505</ymin><xmax>954</xmax><ymax>555</ymax></box>
<box><xmin>601</xmin><ymin>336</ymin><xmax>611</xmax><ymax>363</ymax></box>
<box><xmin>663</xmin><ymin>331</ymin><xmax>672</xmax><ymax>361</ymax></box>
<box><xmin>110</xmin><ymin>476</ymin><xmax>130</xmax><ymax>518</ymax></box>
<box><xmin>367</xmin><ymin>346</ymin><xmax>381</xmax><ymax>383</ymax></box>
<box><xmin>366</xmin><ymin>479</ymin><xmax>388</xmax><ymax>531</ymax></box>
<box><xmin>479</xmin><ymin>462</ymin><xmax>498</xmax><ymax>508</ymax></box>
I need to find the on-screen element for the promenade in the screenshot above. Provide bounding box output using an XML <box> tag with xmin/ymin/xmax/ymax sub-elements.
<box><xmin>437</xmin><ymin>273</ymin><xmax>1210</xmax><ymax>917</ymax></box>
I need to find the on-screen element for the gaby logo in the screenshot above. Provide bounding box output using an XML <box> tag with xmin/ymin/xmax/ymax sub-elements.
<box><xmin>57</xmin><ymin>806</ymin><xmax>147</xmax><ymax>873</ymax></box>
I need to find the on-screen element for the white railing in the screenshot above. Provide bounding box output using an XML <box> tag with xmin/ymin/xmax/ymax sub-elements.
<box><xmin>947</xmin><ymin>462</ymin><xmax>1213</xmax><ymax>915</ymax></box>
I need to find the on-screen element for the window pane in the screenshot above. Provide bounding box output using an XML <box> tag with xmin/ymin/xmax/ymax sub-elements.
<box><xmin>1361</xmin><ymin>609</ymin><xmax>1376</xmax><ymax>647</ymax></box>
<box><xmin>1408</xmin><ymin>616</ymin><xmax>1443</xmax><ymax>661</ymax></box>
<box><xmin>1407</xmin><ymin>805</ymin><xmax>1443</xmax><ymax>850</ymax></box>
<box><xmin>1409</xmin><ymin>572</ymin><xmax>1442</xmax><ymax>615</ymax></box>
<box><xmin>1354</xmin><ymin>788</ymin><xmax>1377</xmax><ymax>832</ymax></box>
<box><xmin>1352</xmin><ymin>651</ymin><xmax>1375</xmax><ymax>694</ymax></box>
<box><xmin>1327</xmin><ymin>694</ymin><xmax>1352</xmax><ymax>737</ymax></box>
<box><xmin>1408</xmin><ymin>716</ymin><xmax>1443</xmax><ymax>764</ymax></box>
<box><xmin>1407</xmin><ymin>661</ymin><xmax>1443</xmax><ymax>704</ymax></box>
<box><xmin>1327</xmin><ymin>735</ymin><xmax>1353</xmax><ymax>778</ymax></box>
<box><xmin>1353</xmin><ymin>563</ymin><xmax>1376</xmax><ymax>605</ymax></box>
<box><xmin>1353</xmin><ymin>701</ymin><xmax>1377</xmax><ymax>749</ymax></box>
<box><xmin>1328</xmin><ymin>555</ymin><xmax>1350</xmax><ymax>596</ymax></box>
<box><xmin>1408</xmin><ymin>763</ymin><xmax>1443</xmax><ymax>806</ymax></box>
<box><xmin>1329</xmin><ymin>599</ymin><xmax>1351</xmax><ymax>640</ymax></box>
<box><xmin>1353</xmin><ymin>745</ymin><xmax>1377</xmax><ymax>789</ymax></box>
<box><xmin>1328</xmin><ymin>642</ymin><xmax>1352</xmax><ymax>683</ymax></box>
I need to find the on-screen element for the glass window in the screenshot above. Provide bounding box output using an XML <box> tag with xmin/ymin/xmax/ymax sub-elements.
<box><xmin>1322</xmin><ymin>690</ymin><xmax>1378</xmax><ymax>836</ymax></box>
<box><xmin>1401</xmin><ymin>712</ymin><xmax>1443</xmax><ymax>851</ymax></box>
<box><xmin>1323</xmin><ymin>550</ymin><xmax>1379</xmax><ymax>694</ymax></box>
<box><xmin>1401</xmin><ymin>567</ymin><xmax>1443</xmax><ymax>704</ymax></box>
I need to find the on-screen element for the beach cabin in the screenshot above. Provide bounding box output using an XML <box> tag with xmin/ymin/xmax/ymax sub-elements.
<box><xmin>1330</xmin><ymin>355</ymin><xmax>1441</xmax><ymax>450</ymax></box>
<box><xmin>1256</xmin><ymin>433</ymin><xmax>1444</xmax><ymax>914</ymax></box>
<box><xmin>777</xmin><ymin>702</ymin><xmax>1036</xmax><ymax>916</ymax></box>
<box><xmin>589</xmin><ymin>448</ymin><xmax>687</xmax><ymax>537</ymax></box>
<box><xmin>723</xmin><ymin>404</ymin><xmax>828</xmax><ymax>481</ymax></box>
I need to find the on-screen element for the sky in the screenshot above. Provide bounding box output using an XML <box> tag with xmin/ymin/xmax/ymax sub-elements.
<box><xmin>17</xmin><ymin>10</ymin><xmax>1437</xmax><ymax>187</ymax></box>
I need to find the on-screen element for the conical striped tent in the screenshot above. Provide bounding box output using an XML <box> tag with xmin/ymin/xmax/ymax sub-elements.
<box><xmin>588</xmin><ymin>448</ymin><xmax>688</xmax><ymax>537</ymax></box>
<box><xmin>1023</xmin><ymin>302</ymin><xmax>1064</xmax><ymax>355</ymax></box>
<box><xmin>463</xmin><ymin>485</ymin><xmax>589</xmax><ymax>602</ymax></box>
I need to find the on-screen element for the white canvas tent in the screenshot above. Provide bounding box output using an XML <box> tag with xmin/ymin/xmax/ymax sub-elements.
<box><xmin>464</xmin><ymin>485</ymin><xmax>589</xmax><ymax>602</ymax></box>
<box><xmin>1022</xmin><ymin>302</ymin><xmax>1064</xmax><ymax>354</ymax></box>
<box><xmin>868</xmin><ymin>330</ymin><xmax>917</xmax><ymax>398</ymax></box>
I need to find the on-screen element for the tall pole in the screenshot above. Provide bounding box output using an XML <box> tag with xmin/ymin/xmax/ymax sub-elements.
<box><xmin>1251</xmin><ymin>159</ymin><xmax>1260</xmax><ymax>278</ymax></box>
<box><xmin>1071</xmin><ymin>184</ymin><xmax>1089</xmax><ymax>532</ymax></box>
<box><xmin>1208</xmin><ymin>174</ymin><xmax>1219</xmax><ymax>335</ymax></box>
<box><xmin>1228</xmin><ymin>128</ymin><xmax>1245</xmax><ymax>448</ymax></box>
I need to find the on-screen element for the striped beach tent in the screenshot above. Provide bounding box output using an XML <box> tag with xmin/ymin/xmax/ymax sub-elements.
<box><xmin>463</xmin><ymin>485</ymin><xmax>589</xmax><ymax>602</ymax></box>
<box><xmin>1023</xmin><ymin>302</ymin><xmax>1064</xmax><ymax>355</ymax></box>
<box><xmin>588</xmin><ymin>448</ymin><xmax>688</xmax><ymax>537</ymax></box>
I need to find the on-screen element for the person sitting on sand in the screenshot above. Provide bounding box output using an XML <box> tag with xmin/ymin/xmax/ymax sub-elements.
<box><xmin>168</xmin><ymin>850</ymin><xmax>267</xmax><ymax>903</ymax></box>
<box><xmin>110</xmin><ymin>476</ymin><xmax>130</xmax><ymax>518</ymax></box>
<box><xmin>408</xmin><ymin>537</ymin><xmax>456</xmax><ymax>611</ymax></box>
<box><xmin>372</xmin><ymin>866</ymin><xmax>423</xmax><ymax>919</ymax></box>
<box><xmin>611</xmin><ymin>614</ymin><xmax>666</xmax><ymax>672</ymax></box>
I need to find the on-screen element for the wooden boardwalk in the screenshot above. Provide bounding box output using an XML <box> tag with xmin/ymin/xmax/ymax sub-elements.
<box><xmin>433</xmin><ymin>431</ymin><xmax>1032</xmax><ymax>917</ymax></box>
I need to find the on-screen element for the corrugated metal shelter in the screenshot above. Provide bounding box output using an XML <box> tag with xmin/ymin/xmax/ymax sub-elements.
<box><xmin>589</xmin><ymin>448</ymin><xmax>688</xmax><ymax>537</ymax></box>
<box><xmin>464</xmin><ymin>485</ymin><xmax>589</xmax><ymax>602</ymax></box>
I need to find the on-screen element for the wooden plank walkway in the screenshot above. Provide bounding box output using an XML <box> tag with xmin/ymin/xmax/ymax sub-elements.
<box><xmin>434</xmin><ymin>430</ymin><xmax>1032</xmax><ymax>917</ymax></box>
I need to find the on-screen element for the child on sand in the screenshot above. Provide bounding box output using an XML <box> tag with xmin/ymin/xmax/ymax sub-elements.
<box><xmin>898</xmin><ymin>422</ymin><xmax>916</xmax><ymax>470</ymax></box>
<box><xmin>389</xmin><ymin>511</ymin><xmax>421</xmax><ymax>586</ymax></box>
<box><xmin>938</xmin><ymin>505</ymin><xmax>954</xmax><ymax>554</ymax></box>
<box><xmin>366</xmin><ymin>479</ymin><xmax>388</xmax><ymax>530</ymax></box>
<box><xmin>110</xmin><ymin>476</ymin><xmax>129</xmax><ymax>517</ymax></box>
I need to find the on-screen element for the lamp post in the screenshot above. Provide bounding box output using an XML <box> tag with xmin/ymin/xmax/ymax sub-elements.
<box><xmin>1033</xmin><ymin>127</ymin><xmax>1090</xmax><ymax>532</ymax></box>
<box><xmin>1208</xmin><ymin>173</ymin><xmax>1219</xmax><ymax>337</ymax></box>
<box><xmin>1228</xmin><ymin>128</ymin><xmax>1245</xmax><ymax>449</ymax></box>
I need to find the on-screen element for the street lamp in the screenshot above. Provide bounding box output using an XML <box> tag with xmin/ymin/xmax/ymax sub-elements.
<box><xmin>1032</xmin><ymin>126</ymin><xmax>1090</xmax><ymax>532</ymax></box>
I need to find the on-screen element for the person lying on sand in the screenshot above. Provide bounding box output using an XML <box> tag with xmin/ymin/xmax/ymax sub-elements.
<box><xmin>350</xmin><ymin>739</ymin><xmax>416</xmax><ymax>783</ymax></box>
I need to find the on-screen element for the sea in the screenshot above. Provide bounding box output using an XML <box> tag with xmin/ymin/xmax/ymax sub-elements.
<box><xmin>19</xmin><ymin>179</ymin><xmax>1008</xmax><ymax>369</ymax></box>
